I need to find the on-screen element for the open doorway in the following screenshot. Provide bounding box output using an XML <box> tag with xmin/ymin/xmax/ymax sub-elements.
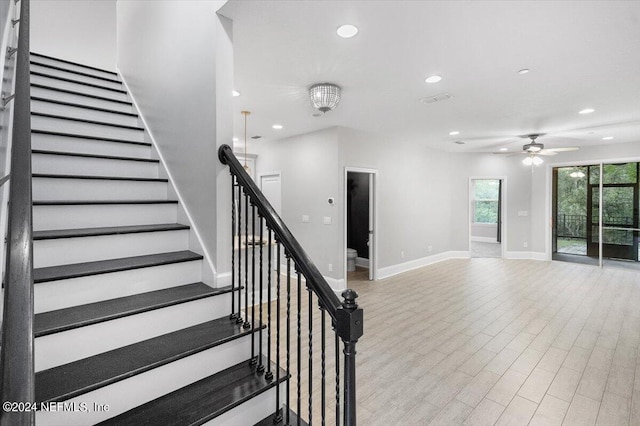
<box><xmin>469</xmin><ymin>178</ymin><xmax>505</xmax><ymax>258</ymax></box>
<box><xmin>344</xmin><ymin>168</ymin><xmax>377</xmax><ymax>283</ymax></box>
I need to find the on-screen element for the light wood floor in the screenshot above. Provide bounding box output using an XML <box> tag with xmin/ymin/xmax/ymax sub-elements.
<box><xmin>255</xmin><ymin>258</ymin><xmax>640</xmax><ymax>425</ymax></box>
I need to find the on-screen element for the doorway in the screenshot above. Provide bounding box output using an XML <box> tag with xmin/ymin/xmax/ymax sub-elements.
<box><xmin>469</xmin><ymin>178</ymin><xmax>505</xmax><ymax>258</ymax></box>
<box><xmin>552</xmin><ymin>162</ymin><xmax>640</xmax><ymax>267</ymax></box>
<box><xmin>344</xmin><ymin>168</ymin><xmax>377</xmax><ymax>283</ymax></box>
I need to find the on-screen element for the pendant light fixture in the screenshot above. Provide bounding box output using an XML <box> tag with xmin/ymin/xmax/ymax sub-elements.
<box><xmin>241</xmin><ymin>110</ymin><xmax>251</xmax><ymax>175</ymax></box>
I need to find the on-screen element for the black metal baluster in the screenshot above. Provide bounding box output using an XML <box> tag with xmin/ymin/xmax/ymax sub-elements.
<box><xmin>274</xmin><ymin>242</ymin><xmax>282</xmax><ymax>423</ymax></box>
<box><xmin>258</xmin><ymin>215</ymin><xmax>265</xmax><ymax>374</ymax></box>
<box><xmin>286</xmin><ymin>256</ymin><xmax>292</xmax><ymax>425</ymax></box>
<box><xmin>266</xmin><ymin>228</ymin><xmax>273</xmax><ymax>381</ymax></box>
<box><xmin>243</xmin><ymin>192</ymin><xmax>250</xmax><ymax>329</ymax></box>
<box><xmin>335</xmin><ymin>332</ymin><xmax>340</xmax><ymax>426</ymax></box>
<box><xmin>230</xmin><ymin>175</ymin><xmax>236</xmax><ymax>320</ymax></box>
<box><xmin>321</xmin><ymin>307</ymin><xmax>326</xmax><ymax>426</ymax></box>
<box><xmin>236</xmin><ymin>183</ymin><xmax>243</xmax><ymax>324</ymax></box>
<box><xmin>308</xmin><ymin>289</ymin><xmax>313</xmax><ymax>426</ymax></box>
<box><xmin>251</xmin><ymin>204</ymin><xmax>257</xmax><ymax>364</ymax></box>
<box><xmin>297</xmin><ymin>270</ymin><xmax>302</xmax><ymax>426</ymax></box>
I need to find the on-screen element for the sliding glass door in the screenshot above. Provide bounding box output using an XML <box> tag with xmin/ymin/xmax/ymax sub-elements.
<box><xmin>553</xmin><ymin>162</ymin><xmax>640</xmax><ymax>266</ymax></box>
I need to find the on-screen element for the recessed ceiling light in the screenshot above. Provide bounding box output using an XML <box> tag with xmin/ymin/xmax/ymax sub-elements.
<box><xmin>602</xmin><ymin>136</ymin><xmax>614</xmax><ymax>140</ymax></box>
<box><xmin>425</xmin><ymin>75</ymin><xmax>442</xmax><ymax>84</ymax></box>
<box><xmin>579</xmin><ymin>108</ymin><xmax>595</xmax><ymax>114</ymax></box>
<box><xmin>232</xmin><ymin>137</ymin><xmax>239</xmax><ymax>142</ymax></box>
<box><xmin>272</xmin><ymin>124</ymin><xmax>283</xmax><ymax>130</ymax></box>
<box><xmin>449</xmin><ymin>131</ymin><xmax>460</xmax><ymax>136</ymax></box>
<box><xmin>232</xmin><ymin>90</ymin><xmax>240</xmax><ymax>97</ymax></box>
<box><xmin>518</xmin><ymin>69</ymin><xmax>530</xmax><ymax>75</ymax></box>
<box><xmin>336</xmin><ymin>24</ymin><xmax>358</xmax><ymax>38</ymax></box>
<box><xmin>500</xmin><ymin>147</ymin><xmax>508</xmax><ymax>151</ymax></box>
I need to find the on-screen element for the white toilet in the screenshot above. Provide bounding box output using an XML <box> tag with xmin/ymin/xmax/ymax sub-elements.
<box><xmin>347</xmin><ymin>248</ymin><xmax>357</xmax><ymax>272</ymax></box>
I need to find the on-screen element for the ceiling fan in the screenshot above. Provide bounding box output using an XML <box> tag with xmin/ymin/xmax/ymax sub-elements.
<box><xmin>494</xmin><ymin>134</ymin><xmax>579</xmax><ymax>166</ymax></box>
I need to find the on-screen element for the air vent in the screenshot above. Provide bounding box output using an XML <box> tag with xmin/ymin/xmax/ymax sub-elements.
<box><xmin>420</xmin><ymin>93</ymin><xmax>452</xmax><ymax>104</ymax></box>
<box><xmin>454</xmin><ymin>140</ymin><xmax>465</xmax><ymax>145</ymax></box>
<box><xmin>251</xmin><ymin>136</ymin><xmax>262</xmax><ymax>140</ymax></box>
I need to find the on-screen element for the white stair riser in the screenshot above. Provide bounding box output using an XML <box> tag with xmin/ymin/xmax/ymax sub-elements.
<box><xmin>35</xmin><ymin>261</ymin><xmax>202</xmax><ymax>313</ymax></box>
<box><xmin>31</xmin><ymin>86</ymin><xmax>134</xmax><ymax>113</ymax></box>
<box><xmin>31</xmin><ymin>64</ymin><xmax>123</xmax><ymax>90</ymax></box>
<box><xmin>30</xmin><ymin>56</ymin><xmax>118</xmax><ymax>80</ymax></box>
<box><xmin>32</xmin><ymin>133</ymin><xmax>151</xmax><ymax>158</ymax></box>
<box><xmin>31</xmin><ymin>115</ymin><xmax>145</xmax><ymax>142</ymax></box>
<box><xmin>33</xmin><ymin>178</ymin><xmax>167</xmax><ymax>201</ymax></box>
<box><xmin>34</xmin><ymin>230</ymin><xmax>189</xmax><ymax>268</ymax></box>
<box><xmin>33</xmin><ymin>203</ymin><xmax>178</xmax><ymax>231</ymax></box>
<box><xmin>32</xmin><ymin>100</ymin><xmax>140</xmax><ymax>127</ymax></box>
<box><xmin>35</xmin><ymin>294</ymin><xmax>232</xmax><ymax>371</ymax></box>
<box><xmin>32</xmin><ymin>154</ymin><xmax>158</xmax><ymax>178</ymax></box>
<box><xmin>36</xmin><ymin>334</ymin><xmax>257</xmax><ymax>426</ymax></box>
<box><xmin>31</xmin><ymin>74</ymin><xmax>129</xmax><ymax>102</ymax></box>
<box><xmin>204</xmin><ymin>383</ymin><xmax>284</xmax><ymax>426</ymax></box>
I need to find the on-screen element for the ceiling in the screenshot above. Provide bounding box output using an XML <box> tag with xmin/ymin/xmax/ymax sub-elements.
<box><xmin>219</xmin><ymin>0</ymin><xmax>640</xmax><ymax>153</ymax></box>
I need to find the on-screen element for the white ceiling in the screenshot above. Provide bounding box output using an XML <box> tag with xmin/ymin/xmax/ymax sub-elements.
<box><xmin>220</xmin><ymin>0</ymin><xmax>640</xmax><ymax>153</ymax></box>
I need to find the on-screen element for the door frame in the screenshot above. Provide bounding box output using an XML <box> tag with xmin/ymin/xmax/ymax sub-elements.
<box><xmin>468</xmin><ymin>176</ymin><xmax>507</xmax><ymax>258</ymax></box>
<box><xmin>344</xmin><ymin>167</ymin><xmax>378</xmax><ymax>281</ymax></box>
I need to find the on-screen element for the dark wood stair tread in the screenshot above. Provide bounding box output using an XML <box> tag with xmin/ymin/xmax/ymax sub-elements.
<box><xmin>34</xmin><ymin>250</ymin><xmax>203</xmax><ymax>283</ymax></box>
<box><xmin>32</xmin><ymin>149</ymin><xmax>158</xmax><ymax>162</ymax></box>
<box><xmin>34</xmin><ymin>224</ymin><xmax>188</xmax><ymax>240</ymax></box>
<box><xmin>32</xmin><ymin>173</ymin><xmax>167</xmax><ymax>182</ymax></box>
<box><xmin>36</xmin><ymin>314</ymin><xmax>252</xmax><ymax>403</ymax></box>
<box><xmin>31</xmin><ymin>52</ymin><xmax>119</xmax><ymax>76</ymax></box>
<box><xmin>31</xmin><ymin>84</ymin><xmax>133</xmax><ymax>105</ymax></box>
<box><xmin>31</xmin><ymin>96</ymin><xmax>138</xmax><ymax>117</ymax></box>
<box><xmin>31</xmin><ymin>71</ymin><xmax>127</xmax><ymax>93</ymax></box>
<box><xmin>255</xmin><ymin>408</ymin><xmax>308</xmax><ymax>426</ymax></box>
<box><xmin>34</xmin><ymin>200</ymin><xmax>178</xmax><ymax>205</ymax></box>
<box><xmin>31</xmin><ymin>129</ymin><xmax>149</xmax><ymax>146</ymax></box>
<box><xmin>31</xmin><ymin>112</ymin><xmax>144</xmax><ymax>131</ymax></box>
<box><xmin>34</xmin><ymin>282</ymin><xmax>230</xmax><ymax>337</ymax></box>
<box><xmin>97</xmin><ymin>358</ymin><xmax>285</xmax><ymax>426</ymax></box>
<box><xmin>30</xmin><ymin>61</ymin><xmax>122</xmax><ymax>84</ymax></box>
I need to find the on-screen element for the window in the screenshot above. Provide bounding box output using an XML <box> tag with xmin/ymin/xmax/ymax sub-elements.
<box><xmin>473</xmin><ymin>180</ymin><xmax>500</xmax><ymax>223</ymax></box>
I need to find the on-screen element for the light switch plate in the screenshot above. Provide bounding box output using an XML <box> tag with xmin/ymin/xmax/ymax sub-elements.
<box><xmin>302</xmin><ymin>215</ymin><xmax>309</xmax><ymax>223</ymax></box>
<box><xmin>323</xmin><ymin>216</ymin><xmax>332</xmax><ymax>225</ymax></box>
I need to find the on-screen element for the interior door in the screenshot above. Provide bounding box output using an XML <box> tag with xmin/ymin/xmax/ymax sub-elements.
<box><xmin>368</xmin><ymin>173</ymin><xmax>374</xmax><ymax>280</ymax></box>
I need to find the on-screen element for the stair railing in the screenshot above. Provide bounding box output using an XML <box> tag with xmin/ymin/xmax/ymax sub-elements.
<box><xmin>0</xmin><ymin>0</ymin><xmax>34</xmax><ymax>425</ymax></box>
<box><xmin>219</xmin><ymin>144</ymin><xmax>363</xmax><ymax>426</ymax></box>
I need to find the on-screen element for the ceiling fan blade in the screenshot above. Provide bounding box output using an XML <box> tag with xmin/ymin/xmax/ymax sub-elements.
<box><xmin>545</xmin><ymin>146</ymin><xmax>580</xmax><ymax>152</ymax></box>
<box><xmin>538</xmin><ymin>150</ymin><xmax>558</xmax><ymax>156</ymax></box>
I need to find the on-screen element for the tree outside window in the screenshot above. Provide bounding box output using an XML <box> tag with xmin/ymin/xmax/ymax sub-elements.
<box><xmin>473</xmin><ymin>180</ymin><xmax>499</xmax><ymax>223</ymax></box>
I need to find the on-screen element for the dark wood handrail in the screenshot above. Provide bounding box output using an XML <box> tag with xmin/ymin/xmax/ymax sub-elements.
<box><xmin>0</xmin><ymin>0</ymin><xmax>34</xmax><ymax>424</ymax></box>
<box><xmin>219</xmin><ymin>144</ymin><xmax>343</xmax><ymax>319</ymax></box>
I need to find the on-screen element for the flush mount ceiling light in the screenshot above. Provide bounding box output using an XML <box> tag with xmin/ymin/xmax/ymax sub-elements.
<box><xmin>449</xmin><ymin>131</ymin><xmax>460</xmax><ymax>136</ymax></box>
<box><xmin>336</xmin><ymin>24</ymin><xmax>358</xmax><ymax>38</ymax></box>
<box><xmin>579</xmin><ymin>108</ymin><xmax>595</xmax><ymax>114</ymax></box>
<box><xmin>425</xmin><ymin>75</ymin><xmax>442</xmax><ymax>84</ymax></box>
<box><xmin>232</xmin><ymin>90</ymin><xmax>240</xmax><ymax>97</ymax></box>
<box><xmin>518</xmin><ymin>69</ymin><xmax>530</xmax><ymax>75</ymax></box>
<box><xmin>309</xmin><ymin>83</ymin><xmax>341</xmax><ymax>113</ymax></box>
<box><xmin>272</xmin><ymin>124</ymin><xmax>283</xmax><ymax>130</ymax></box>
<box><xmin>602</xmin><ymin>136</ymin><xmax>614</xmax><ymax>140</ymax></box>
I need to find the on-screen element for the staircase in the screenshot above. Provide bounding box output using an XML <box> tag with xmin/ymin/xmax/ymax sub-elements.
<box><xmin>29</xmin><ymin>52</ymin><xmax>285</xmax><ymax>425</ymax></box>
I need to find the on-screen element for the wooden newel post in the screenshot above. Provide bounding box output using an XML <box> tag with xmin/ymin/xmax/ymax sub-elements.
<box><xmin>336</xmin><ymin>289</ymin><xmax>363</xmax><ymax>426</ymax></box>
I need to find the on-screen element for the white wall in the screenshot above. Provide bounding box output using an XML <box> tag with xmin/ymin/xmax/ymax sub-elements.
<box><xmin>31</xmin><ymin>0</ymin><xmax>117</xmax><ymax>70</ymax></box>
<box><xmin>117</xmin><ymin>0</ymin><xmax>232</xmax><ymax>281</ymax></box>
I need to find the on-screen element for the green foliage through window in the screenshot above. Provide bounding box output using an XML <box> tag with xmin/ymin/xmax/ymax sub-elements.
<box><xmin>473</xmin><ymin>180</ymin><xmax>499</xmax><ymax>224</ymax></box>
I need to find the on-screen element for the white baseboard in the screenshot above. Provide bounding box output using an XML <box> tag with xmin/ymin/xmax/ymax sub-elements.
<box><xmin>504</xmin><ymin>251</ymin><xmax>547</xmax><ymax>261</ymax></box>
<box><xmin>377</xmin><ymin>251</ymin><xmax>470</xmax><ymax>280</ymax></box>
<box><xmin>471</xmin><ymin>237</ymin><xmax>498</xmax><ymax>243</ymax></box>
<box><xmin>355</xmin><ymin>257</ymin><xmax>369</xmax><ymax>268</ymax></box>
<box><xmin>215</xmin><ymin>272</ymin><xmax>232</xmax><ymax>288</ymax></box>
<box><xmin>325</xmin><ymin>276</ymin><xmax>346</xmax><ymax>293</ymax></box>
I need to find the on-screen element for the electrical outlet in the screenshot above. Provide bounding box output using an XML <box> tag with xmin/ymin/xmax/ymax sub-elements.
<box><xmin>428</xmin><ymin>245</ymin><xmax>433</xmax><ymax>252</ymax></box>
<box><xmin>401</xmin><ymin>251</ymin><xmax>405</xmax><ymax>259</ymax></box>
<box><xmin>323</xmin><ymin>216</ymin><xmax>332</xmax><ymax>225</ymax></box>
<box><xmin>523</xmin><ymin>242</ymin><xmax>528</xmax><ymax>248</ymax></box>
<box><xmin>328</xmin><ymin>263</ymin><xmax>333</xmax><ymax>272</ymax></box>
